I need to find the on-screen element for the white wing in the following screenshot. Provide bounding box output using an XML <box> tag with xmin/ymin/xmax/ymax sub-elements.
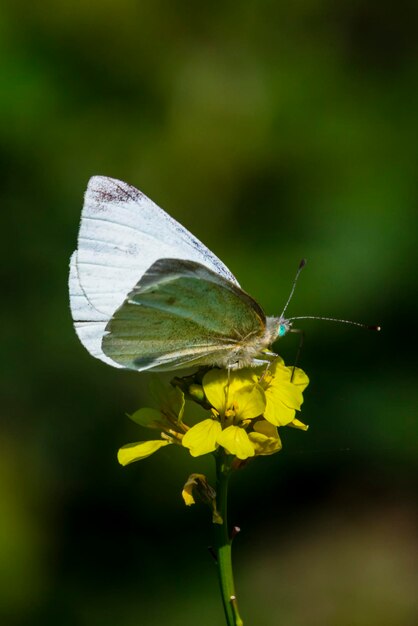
<box><xmin>69</xmin><ymin>176</ymin><xmax>239</xmax><ymax>366</ymax></box>
<box><xmin>69</xmin><ymin>251</ymin><xmax>123</xmax><ymax>367</ymax></box>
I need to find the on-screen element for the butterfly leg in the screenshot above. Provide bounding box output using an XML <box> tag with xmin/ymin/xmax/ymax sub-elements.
<box><xmin>289</xmin><ymin>328</ymin><xmax>305</xmax><ymax>381</ymax></box>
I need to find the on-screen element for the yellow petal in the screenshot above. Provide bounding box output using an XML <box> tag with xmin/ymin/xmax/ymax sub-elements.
<box><xmin>288</xmin><ymin>417</ymin><xmax>309</xmax><ymax>431</ymax></box>
<box><xmin>203</xmin><ymin>369</ymin><xmax>265</xmax><ymax>419</ymax></box>
<box><xmin>233</xmin><ymin>384</ymin><xmax>266</xmax><ymax>420</ymax></box>
<box><xmin>253</xmin><ymin>419</ymin><xmax>279</xmax><ymax>438</ymax></box>
<box><xmin>267</xmin><ymin>359</ymin><xmax>290</xmax><ymax>379</ymax></box>
<box><xmin>249</xmin><ymin>419</ymin><xmax>282</xmax><ymax>456</ymax></box>
<box><xmin>263</xmin><ymin>397</ymin><xmax>296</xmax><ymax>426</ymax></box>
<box><xmin>117</xmin><ymin>440</ymin><xmax>171</xmax><ymax>466</ymax></box>
<box><xmin>181</xmin><ymin>473</ymin><xmax>223</xmax><ymax>523</ymax></box>
<box><xmin>262</xmin><ymin>361</ymin><xmax>304</xmax><ymax>409</ymax></box>
<box><xmin>217</xmin><ymin>425</ymin><xmax>255</xmax><ymax>460</ymax></box>
<box><xmin>285</xmin><ymin>366</ymin><xmax>310</xmax><ymax>390</ymax></box>
<box><xmin>270</xmin><ymin>380</ymin><xmax>304</xmax><ymax>409</ymax></box>
<box><xmin>248</xmin><ymin>431</ymin><xmax>282</xmax><ymax>456</ymax></box>
<box><xmin>182</xmin><ymin>473</ymin><xmax>208</xmax><ymax>506</ymax></box>
<box><xmin>227</xmin><ymin>367</ymin><xmax>260</xmax><ymax>391</ymax></box>
<box><xmin>202</xmin><ymin>369</ymin><xmax>232</xmax><ymax>413</ymax></box>
<box><xmin>260</xmin><ymin>359</ymin><xmax>308</xmax><ymax>426</ymax></box>
<box><xmin>182</xmin><ymin>487</ymin><xmax>196</xmax><ymax>506</ymax></box>
<box><xmin>268</xmin><ymin>360</ymin><xmax>309</xmax><ymax>389</ymax></box>
<box><xmin>182</xmin><ymin>419</ymin><xmax>222</xmax><ymax>457</ymax></box>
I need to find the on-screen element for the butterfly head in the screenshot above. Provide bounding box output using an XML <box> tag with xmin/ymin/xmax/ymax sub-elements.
<box><xmin>278</xmin><ymin>318</ymin><xmax>292</xmax><ymax>338</ymax></box>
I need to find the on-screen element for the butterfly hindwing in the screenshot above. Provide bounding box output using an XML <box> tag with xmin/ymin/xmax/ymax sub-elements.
<box><xmin>102</xmin><ymin>259</ymin><xmax>267</xmax><ymax>371</ymax></box>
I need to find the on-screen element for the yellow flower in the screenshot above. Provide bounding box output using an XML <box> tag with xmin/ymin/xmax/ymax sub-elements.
<box><xmin>259</xmin><ymin>359</ymin><xmax>309</xmax><ymax>427</ymax></box>
<box><xmin>182</xmin><ymin>369</ymin><xmax>266</xmax><ymax>460</ymax></box>
<box><xmin>118</xmin><ymin>360</ymin><xmax>309</xmax><ymax>466</ymax></box>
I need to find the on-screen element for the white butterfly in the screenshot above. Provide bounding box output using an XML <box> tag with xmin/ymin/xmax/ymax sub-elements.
<box><xmin>69</xmin><ymin>176</ymin><xmax>297</xmax><ymax>372</ymax></box>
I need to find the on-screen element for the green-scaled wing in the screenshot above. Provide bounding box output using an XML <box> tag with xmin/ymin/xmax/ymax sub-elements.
<box><xmin>102</xmin><ymin>259</ymin><xmax>267</xmax><ymax>371</ymax></box>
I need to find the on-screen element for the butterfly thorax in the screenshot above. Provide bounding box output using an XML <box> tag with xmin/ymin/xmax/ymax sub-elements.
<box><xmin>213</xmin><ymin>316</ymin><xmax>285</xmax><ymax>370</ymax></box>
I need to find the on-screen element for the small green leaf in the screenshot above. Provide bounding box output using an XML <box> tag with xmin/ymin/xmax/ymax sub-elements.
<box><xmin>149</xmin><ymin>376</ymin><xmax>185</xmax><ymax>422</ymax></box>
<box><xmin>128</xmin><ymin>408</ymin><xmax>165</xmax><ymax>429</ymax></box>
<box><xmin>168</xmin><ymin>386</ymin><xmax>185</xmax><ymax>423</ymax></box>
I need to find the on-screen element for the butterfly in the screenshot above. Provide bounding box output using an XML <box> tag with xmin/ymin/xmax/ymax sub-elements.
<box><xmin>69</xmin><ymin>177</ymin><xmax>377</xmax><ymax>372</ymax></box>
<box><xmin>69</xmin><ymin>176</ymin><xmax>292</xmax><ymax>371</ymax></box>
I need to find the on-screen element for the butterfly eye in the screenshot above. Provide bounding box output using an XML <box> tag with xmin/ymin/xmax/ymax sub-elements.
<box><xmin>278</xmin><ymin>324</ymin><xmax>287</xmax><ymax>337</ymax></box>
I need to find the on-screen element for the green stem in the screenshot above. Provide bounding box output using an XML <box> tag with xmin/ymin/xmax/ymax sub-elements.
<box><xmin>214</xmin><ymin>453</ymin><xmax>244</xmax><ymax>626</ymax></box>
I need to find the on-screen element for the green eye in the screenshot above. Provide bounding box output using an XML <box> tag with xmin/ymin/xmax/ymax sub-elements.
<box><xmin>278</xmin><ymin>324</ymin><xmax>287</xmax><ymax>337</ymax></box>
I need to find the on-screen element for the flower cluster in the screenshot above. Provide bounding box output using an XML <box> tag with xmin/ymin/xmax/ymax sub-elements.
<box><xmin>118</xmin><ymin>358</ymin><xmax>309</xmax><ymax>466</ymax></box>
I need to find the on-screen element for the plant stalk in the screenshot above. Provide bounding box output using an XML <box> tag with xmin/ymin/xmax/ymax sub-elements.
<box><xmin>214</xmin><ymin>453</ymin><xmax>244</xmax><ymax>626</ymax></box>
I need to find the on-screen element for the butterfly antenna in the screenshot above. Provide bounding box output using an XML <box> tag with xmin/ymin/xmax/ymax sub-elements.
<box><xmin>289</xmin><ymin>315</ymin><xmax>381</xmax><ymax>331</ymax></box>
<box><xmin>280</xmin><ymin>258</ymin><xmax>307</xmax><ymax>318</ymax></box>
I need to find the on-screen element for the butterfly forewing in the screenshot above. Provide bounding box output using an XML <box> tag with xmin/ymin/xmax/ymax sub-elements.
<box><xmin>70</xmin><ymin>176</ymin><xmax>239</xmax><ymax>366</ymax></box>
<box><xmin>69</xmin><ymin>251</ymin><xmax>124</xmax><ymax>367</ymax></box>
<box><xmin>102</xmin><ymin>259</ymin><xmax>266</xmax><ymax>371</ymax></box>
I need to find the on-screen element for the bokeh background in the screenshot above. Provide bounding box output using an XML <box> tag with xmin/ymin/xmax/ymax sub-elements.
<box><xmin>1</xmin><ymin>2</ymin><xmax>417</xmax><ymax>625</ymax></box>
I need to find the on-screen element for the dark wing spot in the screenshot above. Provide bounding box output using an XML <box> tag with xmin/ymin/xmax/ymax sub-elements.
<box><xmin>133</xmin><ymin>355</ymin><xmax>160</xmax><ymax>369</ymax></box>
<box><xmin>93</xmin><ymin>179</ymin><xmax>143</xmax><ymax>205</ymax></box>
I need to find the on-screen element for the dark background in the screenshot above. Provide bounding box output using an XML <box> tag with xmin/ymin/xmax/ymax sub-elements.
<box><xmin>1</xmin><ymin>2</ymin><xmax>417</xmax><ymax>625</ymax></box>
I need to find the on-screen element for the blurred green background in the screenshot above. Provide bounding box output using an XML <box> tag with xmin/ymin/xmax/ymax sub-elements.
<box><xmin>1</xmin><ymin>1</ymin><xmax>417</xmax><ymax>625</ymax></box>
